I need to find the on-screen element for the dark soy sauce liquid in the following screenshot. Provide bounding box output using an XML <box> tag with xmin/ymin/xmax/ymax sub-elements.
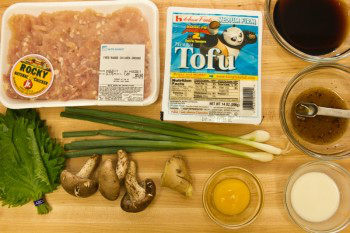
<box><xmin>273</xmin><ymin>0</ymin><xmax>348</xmax><ymax>56</ymax></box>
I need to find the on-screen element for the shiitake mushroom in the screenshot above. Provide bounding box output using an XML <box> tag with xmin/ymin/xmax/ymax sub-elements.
<box><xmin>120</xmin><ymin>161</ymin><xmax>156</xmax><ymax>213</ymax></box>
<box><xmin>60</xmin><ymin>154</ymin><xmax>101</xmax><ymax>198</ymax></box>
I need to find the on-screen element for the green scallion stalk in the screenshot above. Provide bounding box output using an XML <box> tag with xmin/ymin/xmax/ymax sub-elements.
<box><xmin>63</xmin><ymin>130</ymin><xmax>228</xmax><ymax>145</ymax></box>
<box><xmin>63</xmin><ymin>131</ymin><xmax>100</xmax><ymax>137</ymax></box>
<box><xmin>64</xmin><ymin>147</ymin><xmax>177</xmax><ymax>158</ymax></box>
<box><xmin>63</xmin><ymin>130</ymin><xmax>190</xmax><ymax>141</ymax></box>
<box><xmin>64</xmin><ymin>107</ymin><xmax>212</xmax><ymax>137</ymax></box>
<box><xmin>61</xmin><ymin>111</ymin><xmax>281</xmax><ymax>154</ymax></box>
<box><xmin>200</xmin><ymin>136</ymin><xmax>282</xmax><ymax>155</ymax></box>
<box><xmin>64</xmin><ymin>139</ymin><xmax>273</xmax><ymax>162</ymax></box>
<box><xmin>239</xmin><ymin>130</ymin><xmax>270</xmax><ymax>142</ymax></box>
<box><xmin>64</xmin><ymin>108</ymin><xmax>272</xmax><ymax>143</ymax></box>
<box><xmin>60</xmin><ymin>112</ymin><xmax>206</xmax><ymax>141</ymax></box>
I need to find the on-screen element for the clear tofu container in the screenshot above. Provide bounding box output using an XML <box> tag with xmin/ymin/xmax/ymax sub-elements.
<box><xmin>0</xmin><ymin>0</ymin><xmax>159</xmax><ymax>109</ymax></box>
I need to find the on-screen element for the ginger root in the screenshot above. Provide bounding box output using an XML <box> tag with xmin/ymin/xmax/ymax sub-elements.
<box><xmin>160</xmin><ymin>155</ymin><xmax>192</xmax><ymax>197</ymax></box>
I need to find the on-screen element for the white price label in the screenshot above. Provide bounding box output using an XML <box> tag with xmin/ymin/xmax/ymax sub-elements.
<box><xmin>98</xmin><ymin>44</ymin><xmax>145</xmax><ymax>102</ymax></box>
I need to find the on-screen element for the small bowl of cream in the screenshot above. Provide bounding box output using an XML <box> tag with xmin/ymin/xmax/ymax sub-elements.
<box><xmin>285</xmin><ymin>161</ymin><xmax>350</xmax><ymax>232</ymax></box>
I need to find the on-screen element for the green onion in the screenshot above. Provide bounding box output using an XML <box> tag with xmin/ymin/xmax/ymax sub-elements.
<box><xmin>64</xmin><ymin>139</ymin><xmax>274</xmax><ymax>162</ymax></box>
<box><xmin>239</xmin><ymin>130</ymin><xmax>270</xmax><ymax>142</ymax></box>
<box><xmin>61</xmin><ymin>107</ymin><xmax>282</xmax><ymax>161</ymax></box>
<box><xmin>63</xmin><ymin>130</ymin><xmax>185</xmax><ymax>141</ymax></box>
<box><xmin>64</xmin><ymin>107</ymin><xmax>212</xmax><ymax>137</ymax></box>
<box><xmin>64</xmin><ymin>147</ymin><xmax>176</xmax><ymax>158</ymax></box>
<box><xmin>63</xmin><ymin>130</ymin><xmax>228</xmax><ymax>145</ymax></box>
<box><xmin>61</xmin><ymin>111</ymin><xmax>281</xmax><ymax>155</ymax></box>
<box><xmin>64</xmin><ymin>108</ymin><xmax>269</xmax><ymax>142</ymax></box>
<box><xmin>61</xmin><ymin>112</ymin><xmax>206</xmax><ymax>141</ymax></box>
<box><xmin>63</xmin><ymin>131</ymin><xmax>100</xmax><ymax>137</ymax></box>
<box><xmin>207</xmin><ymin>136</ymin><xmax>281</xmax><ymax>155</ymax></box>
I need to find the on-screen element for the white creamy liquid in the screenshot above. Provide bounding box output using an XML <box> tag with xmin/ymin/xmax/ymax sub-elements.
<box><xmin>291</xmin><ymin>172</ymin><xmax>340</xmax><ymax>222</ymax></box>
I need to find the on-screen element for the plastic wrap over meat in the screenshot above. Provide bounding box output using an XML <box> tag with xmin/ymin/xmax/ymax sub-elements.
<box><xmin>4</xmin><ymin>8</ymin><xmax>152</xmax><ymax>101</ymax></box>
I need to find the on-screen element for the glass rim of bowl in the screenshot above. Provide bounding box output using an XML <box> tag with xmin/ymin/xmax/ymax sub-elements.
<box><xmin>284</xmin><ymin>160</ymin><xmax>350</xmax><ymax>233</ymax></box>
<box><xmin>202</xmin><ymin>166</ymin><xmax>264</xmax><ymax>229</ymax></box>
<box><xmin>280</xmin><ymin>63</ymin><xmax>350</xmax><ymax>160</ymax></box>
<box><xmin>264</xmin><ymin>0</ymin><xmax>350</xmax><ymax>63</ymax></box>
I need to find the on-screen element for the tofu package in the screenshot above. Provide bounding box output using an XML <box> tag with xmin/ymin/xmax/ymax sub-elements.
<box><xmin>0</xmin><ymin>0</ymin><xmax>159</xmax><ymax>109</ymax></box>
<box><xmin>162</xmin><ymin>7</ymin><xmax>263</xmax><ymax>124</ymax></box>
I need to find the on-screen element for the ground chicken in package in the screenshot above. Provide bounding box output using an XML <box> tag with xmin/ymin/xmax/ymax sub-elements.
<box><xmin>162</xmin><ymin>7</ymin><xmax>262</xmax><ymax>124</ymax></box>
<box><xmin>0</xmin><ymin>0</ymin><xmax>159</xmax><ymax>108</ymax></box>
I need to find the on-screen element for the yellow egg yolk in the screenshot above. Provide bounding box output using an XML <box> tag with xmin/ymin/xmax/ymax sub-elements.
<box><xmin>213</xmin><ymin>178</ymin><xmax>250</xmax><ymax>215</ymax></box>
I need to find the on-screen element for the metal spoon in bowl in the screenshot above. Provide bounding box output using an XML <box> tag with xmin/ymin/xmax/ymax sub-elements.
<box><xmin>295</xmin><ymin>102</ymin><xmax>350</xmax><ymax>119</ymax></box>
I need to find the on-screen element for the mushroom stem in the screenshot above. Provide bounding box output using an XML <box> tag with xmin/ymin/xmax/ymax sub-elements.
<box><xmin>116</xmin><ymin>150</ymin><xmax>129</xmax><ymax>180</ymax></box>
<box><xmin>125</xmin><ymin>161</ymin><xmax>146</xmax><ymax>201</ymax></box>
<box><xmin>76</xmin><ymin>155</ymin><xmax>101</xmax><ymax>178</ymax></box>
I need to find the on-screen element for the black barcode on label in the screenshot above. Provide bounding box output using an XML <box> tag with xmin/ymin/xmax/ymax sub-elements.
<box><xmin>243</xmin><ymin>87</ymin><xmax>255</xmax><ymax>110</ymax></box>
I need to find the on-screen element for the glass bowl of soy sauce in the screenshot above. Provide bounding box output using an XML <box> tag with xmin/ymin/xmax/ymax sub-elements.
<box><xmin>265</xmin><ymin>0</ymin><xmax>350</xmax><ymax>62</ymax></box>
<box><xmin>280</xmin><ymin>63</ymin><xmax>350</xmax><ymax>160</ymax></box>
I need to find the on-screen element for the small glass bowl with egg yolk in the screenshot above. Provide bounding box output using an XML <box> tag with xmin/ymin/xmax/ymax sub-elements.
<box><xmin>202</xmin><ymin>166</ymin><xmax>264</xmax><ymax>229</ymax></box>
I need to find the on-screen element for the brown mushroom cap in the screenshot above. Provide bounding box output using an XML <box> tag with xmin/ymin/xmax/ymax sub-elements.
<box><xmin>121</xmin><ymin>178</ymin><xmax>156</xmax><ymax>213</ymax></box>
<box><xmin>60</xmin><ymin>170</ymin><xmax>98</xmax><ymax>197</ymax></box>
<box><xmin>60</xmin><ymin>155</ymin><xmax>101</xmax><ymax>198</ymax></box>
<box><xmin>98</xmin><ymin>159</ymin><xmax>120</xmax><ymax>201</ymax></box>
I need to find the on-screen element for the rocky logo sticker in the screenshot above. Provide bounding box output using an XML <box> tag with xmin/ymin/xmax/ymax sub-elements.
<box><xmin>10</xmin><ymin>54</ymin><xmax>54</xmax><ymax>98</ymax></box>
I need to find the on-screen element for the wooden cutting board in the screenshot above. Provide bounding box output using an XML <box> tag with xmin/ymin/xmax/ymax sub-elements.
<box><xmin>0</xmin><ymin>0</ymin><xmax>349</xmax><ymax>232</ymax></box>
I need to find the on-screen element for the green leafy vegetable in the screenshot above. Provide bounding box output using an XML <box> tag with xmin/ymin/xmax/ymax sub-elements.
<box><xmin>0</xmin><ymin>109</ymin><xmax>65</xmax><ymax>214</ymax></box>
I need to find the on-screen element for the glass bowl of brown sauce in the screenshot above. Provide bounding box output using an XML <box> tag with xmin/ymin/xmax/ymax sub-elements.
<box><xmin>265</xmin><ymin>0</ymin><xmax>350</xmax><ymax>62</ymax></box>
<box><xmin>280</xmin><ymin>63</ymin><xmax>350</xmax><ymax>159</ymax></box>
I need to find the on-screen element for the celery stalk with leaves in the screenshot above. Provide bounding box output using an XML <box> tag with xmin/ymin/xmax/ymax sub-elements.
<box><xmin>0</xmin><ymin>109</ymin><xmax>65</xmax><ymax>214</ymax></box>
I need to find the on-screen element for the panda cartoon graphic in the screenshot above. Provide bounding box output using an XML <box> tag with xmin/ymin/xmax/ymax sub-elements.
<box><xmin>192</xmin><ymin>21</ymin><xmax>257</xmax><ymax>71</ymax></box>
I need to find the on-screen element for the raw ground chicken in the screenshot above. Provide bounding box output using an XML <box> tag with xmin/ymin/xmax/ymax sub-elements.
<box><xmin>4</xmin><ymin>8</ymin><xmax>152</xmax><ymax>100</ymax></box>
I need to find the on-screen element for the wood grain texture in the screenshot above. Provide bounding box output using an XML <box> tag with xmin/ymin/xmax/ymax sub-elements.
<box><xmin>0</xmin><ymin>0</ymin><xmax>350</xmax><ymax>232</ymax></box>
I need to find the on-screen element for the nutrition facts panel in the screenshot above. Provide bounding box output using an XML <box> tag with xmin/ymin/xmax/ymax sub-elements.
<box><xmin>170</xmin><ymin>78</ymin><xmax>240</xmax><ymax>101</ymax></box>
